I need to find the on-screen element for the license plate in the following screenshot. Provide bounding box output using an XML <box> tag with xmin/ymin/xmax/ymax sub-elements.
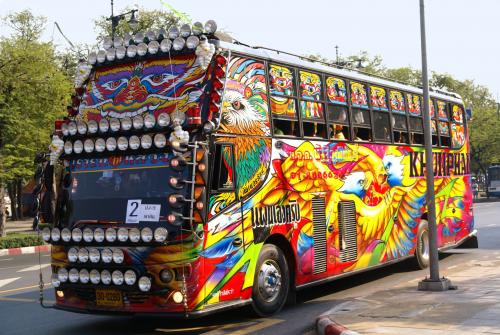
<box><xmin>95</xmin><ymin>289</ymin><xmax>123</xmax><ymax>307</ymax></box>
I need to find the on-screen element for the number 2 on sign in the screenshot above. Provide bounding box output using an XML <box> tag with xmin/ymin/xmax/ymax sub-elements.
<box><xmin>126</xmin><ymin>199</ymin><xmax>142</xmax><ymax>223</ymax></box>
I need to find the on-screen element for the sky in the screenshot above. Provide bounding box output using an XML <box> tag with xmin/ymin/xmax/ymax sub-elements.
<box><xmin>1</xmin><ymin>0</ymin><xmax>499</xmax><ymax>102</ymax></box>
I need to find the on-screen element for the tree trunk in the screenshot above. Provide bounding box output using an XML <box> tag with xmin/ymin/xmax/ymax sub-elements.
<box><xmin>0</xmin><ymin>187</ymin><xmax>6</xmax><ymax>237</ymax></box>
<box><xmin>7</xmin><ymin>182</ymin><xmax>17</xmax><ymax>221</ymax></box>
<box><xmin>16</xmin><ymin>179</ymin><xmax>24</xmax><ymax>220</ymax></box>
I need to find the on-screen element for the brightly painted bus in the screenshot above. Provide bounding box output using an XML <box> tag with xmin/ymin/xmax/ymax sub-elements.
<box><xmin>38</xmin><ymin>19</ymin><xmax>476</xmax><ymax>317</ymax></box>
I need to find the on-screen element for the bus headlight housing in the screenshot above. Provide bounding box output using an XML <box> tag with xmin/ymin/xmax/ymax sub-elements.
<box><xmin>101</xmin><ymin>248</ymin><xmax>112</xmax><ymax>263</ymax></box>
<box><xmin>129</xmin><ymin>135</ymin><xmax>140</xmax><ymax>150</ymax></box>
<box><xmin>101</xmin><ymin>270</ymin><xmax>112</xmax><ymax>285</ymax></box>
<box><xmin>83</xmin><ymin>228</ymin><xmax>93</xmax><ymax>242</ymax></box>
<box><xmin>90</xmin><ymin>269</ymin><xmax>100</xmax><ymax>284</ymax></box>
<box><xmin>89</xmin><ymin>248</ymin><xmax>100</xmax><ymax>263</ymax></box>
<box><xmin>79</xmin><ymin>269</ymin><xmax>90</xmax><ymax>283</ymax></box>
<box><xmin>112</xmin><ymin>270</ymin><xmax>124</xmax><ymax>285</ymax></box>
<box><xmin>67</xmin><ymin>247</ymin><xmax>78</xmax><ymax>262</ymax></box>
<box><xmin>129</xmin><ymin>228</ymin><xmax>140</xmax><ymax>243</ymax></box>
<box><xmin>141</xmin><ymin>227</ymin><xmax>153</xmax><ymax>242</ymax></box>
<box><xmin>117</xmin><ymin>228</ymin><xmax>128</xmax><ymax>242</ymax></box>
<box><xmin>42</xmin><ymin>227</ymin><xmax>51</xmax><ymax>242</ymax></box>
<box><xmin>154</xmin><ymin>227</ymin><xmax>168</xmax><ymax>242</ymax></box>
<box><xmin>112</xmin><ymin>248</ymin><xmax>124</xmax><ymax>264</ymax></box>
<box><xmin>94</xmin><ymin>228</ymin><xmax>105</xmax><ymax>242</ymax></box>
<box><xmin>138</xmin><ymin>276</ymin><xmax>151</xmax><ymax>292</ymax></box>
<box><xmin>78</xmin><ymin>248</ymin><xmax>89</xmax><ymax>263</ymax></box>
<box><xmin>57</xmin><ymin>268</ymin><xmax>68</xmax><ymax>283</ymax></box>
<box><xmin>72</xmin><ymin>228</ymin><xmax>82</xmax><ymax>242</ymax></box>
<box><xmin>124</xmin><ymin>270</ymin><xmax>137</xmax><ymax>285</ymax></box>
<box><xmin>51</xmin><ymin>227</ymin><xmax>61</xmax><ymax>242</ymax></box>
<box><xmin>69</xmin><ymin>268</ymin><xmax>79</xmax><ymax>283</ymax></box>
<box><xmin>105</xmin><ymin>228</ymin><xmax>116</xmax><ymax>242</ymax></box>
<box><xmin>61</xmin><ymin>228</ymin><xmax>71</xmax><ymax>242</ymax></box>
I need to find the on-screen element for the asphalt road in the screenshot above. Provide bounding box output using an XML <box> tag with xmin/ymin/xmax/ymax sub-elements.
<box><xmin>0</xmin><ymin>201</ymin><xmax>498</xmax><ymax>335</ymax></box>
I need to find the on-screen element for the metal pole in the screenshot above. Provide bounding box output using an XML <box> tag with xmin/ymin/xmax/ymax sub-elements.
<box><xmin>111</xmin><ymin>0</ymin><xmax>116</xmax><ymax>41</ymax></box>
<box><xmin>418</xmin><ymin>0</ymin><xmax>454</xmax><ymax>291</ymax></box>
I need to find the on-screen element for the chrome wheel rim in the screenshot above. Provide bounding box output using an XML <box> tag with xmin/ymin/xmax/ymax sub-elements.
<box><xmin>257</xmin><ymin>259</ymin><xmax>282</xmax><ymax>303</ymax></box>
<box><xmin>420</xmin><ymin>230</ymin><xmax>430</xmax><ymax>262</ymax></box>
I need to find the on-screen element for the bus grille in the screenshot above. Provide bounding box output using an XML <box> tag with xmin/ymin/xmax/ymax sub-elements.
<box><xmin>312</xmin><ymin>197</ymin><xmax>327</xmax><ymax>274</ymax></box>
<box><xmin>339</xmin><ymin>201</ymin><xmax>357</xmax><ymax>262</ymax></box>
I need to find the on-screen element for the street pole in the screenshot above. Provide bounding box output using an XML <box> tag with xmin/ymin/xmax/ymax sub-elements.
<box><xmin>417</xmin><ymin>0</ymin><xmax>455</xmax><ymax>291</ymax></box>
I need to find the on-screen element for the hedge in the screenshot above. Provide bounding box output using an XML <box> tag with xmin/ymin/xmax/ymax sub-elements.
<box><xmin>0</xmin><ymin>233</ymin><xmax>44</xmax><ymax>249</ymax></box>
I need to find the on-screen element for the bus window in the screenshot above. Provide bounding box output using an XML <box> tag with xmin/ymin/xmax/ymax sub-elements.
<box><xmin>299</xmin><ymin>71</ymin><xmax>326</xmax><ymax>138</ymax></box>
<box><xmin>389</xmin><ymin>90</ymin><xmax>406</xmax><ymax>114</ymax></box>
<box><xmin>352</xmin><ymin>108</ymin><xmax>371</xmax><ymax>141</ymax></box>
<box><xmin>431</xmin><ymin>120</ymin><xmax>438</xmax><ymax>146</ymax></box>
<box><xmin>373</xmin><ymin>111</ymin><xmax>390</xmax><ymax>142</ymax></box>
<box><xmin>327</xmin><ymin>105</ymin><xmax>350</xmax><ymax>140</ymax></box>
<box><xmin>370</xmin><ymin>86</ymin><xmax>388</xmax><ymax>111</ymax></box>
<box><xmin>437</xmin><ymin>100</ymin><xmax>448</xmax><ymax>121</ymax></box>
<box><xmin>350</xmin><ymin>82</ymin><xmax>369</xmax><ymax>109</ymax></box>
<box><xmin>211</xmin><ymin>143</ymin><xmax>235</xmax><ymax>191</ymax></box>
<box><xmin>439</xmin><ymin>121</ymin><xmax>451</xmax><ymax>147</ymax></box>
<box><xmin>409</xmin><ymin>116</ymin><xmax>424</xmax><ymax>144</ymax></box>
<box><xmin>326</xmin><ymin>76</ymin><xmax>347</xmax><ymax>105</ymax></box>
<box><xmin>407</xmin><ymin>93</ymin><xmax>422</xmax><ymax>116</ymax></box>
<box><xmin>451</xmin><ymin>104</ymin><xmax>465</xmax><ymax>148</ymax></box>
<box><xmin>391</xmin><ymin>114</ymin><xmax>408</xmax><ymax>143</ymax></box>
<box><xmin>269</xmin><ymin>64</ymin><xmax>300</xmax><ymax>137</ymax></box>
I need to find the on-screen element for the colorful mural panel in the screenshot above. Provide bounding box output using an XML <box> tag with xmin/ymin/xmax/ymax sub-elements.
<box><xmin>452</xmin><ymin>105</ymin><xmax>464</xmax><ymax>123</ymax></box>
<box><xmin>271</xmin><ymin>97</ymin><xmax>297</xmax><ymax>118</ymax></box>
<box><xmin>439</xmin><ymin>121</ymin><xmax>450</xmax><ymax>136</ymax></box>
<box><xmin>407</xmin><ymin>93</ymin><xmax>422</xmax><ymax>116</ymax></box>
<box><xmin>299</xmin><ymin>71</ymin><xmax>322</xmax><ymax>101</ymax></box>
<box><xmin>300</xmin><ymin>101</ymin><xmax>324</xmax><ymax>119</ymax></box>
<box><xmin>389</xmin><ymin>90</ymin><xmax>406</xmax><ymax>114</ymax></box>
<box><xmin>437</xmin><ymin>100</ymin><xmax>448</xmax><ymax>120</ymax></box>
<box><xmin>350</xmin><ymin>82</ymin><xmax>368</xmax><ymax>108</ymax></box>
<box><xmin>326</xmin><ymin>77</ymin><xmax>347</xmax><ymax>105</ymax></box>
<box><xmin>429</xmin><ymin>99</ymin><xmax>435</xmax><ymax>118</ymax></box>
<box><xmin>452</xmin><ymin>123</ymin><xmax>465</xmax><ymax>148</ymax></box>
<box><xmin>370</xmin><ymin>86</ymin><xmax>388</xmax><ymax>111</ymax></box>
<box><xmin>269</xmin><ymin>64</ymin><xmax>294</xmax><ymax>96</ymax></box>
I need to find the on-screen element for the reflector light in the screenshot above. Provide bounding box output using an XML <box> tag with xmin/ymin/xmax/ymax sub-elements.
<box><xmin>101</xmin><ymin>248</ymin><xmax>112</xmax><ymax>263</ymax></box>
<box><xmin>120</xmin><ymin>117</ymin><xmax>132</xmax><ymax>131</ymax></box>
<box><xmin>117</xmin><ymin>227</ymin><xmax>128</xmax><ymax>242</ymax></box>
<box><xmin>105</xmin><ymin>228</ymin><xmax>117</xmax><ymax>242</ymax></box>
<box><xmin>87</xmin><ymin>120</ymin><xmax>98</xmax><ymax>134</ymax></box>
<box><xmin>134</xmin><ymin>32</ymin><xmax>145</xmax><ymax>44</ymax></box>
<box><xmin>97</xmin><ymin>50</ymin><xmax>106</xmax><ymax>63</ymax></box>
<box><xmin>113</xmin><ymin>36</ymin><xmax>123</xmax><ymax>48</ymax></box>
<box><xmin>117</xmin><ymin>136</ymin><xmax>128</xmax><ymax>151</ymax></box>
<box><xmin>61</xmin><ymin>123</ymin><xmax>69</xmax><ymax>136</ymax></box>
<box><xmin>138</xmin><ymin>276</ymin><xmax>151</xmax><ymax>292</ymax></box>
<box><xmin>101</xmin><ymin>270</ymin><xmax>111</xmax><ymax>285</ymax></box>
<box><xmin>83</xmin><ymin>228</ymin><xmax>93</xmax><ymax>242</ymax></box>
<box><xmin>192</xmin><ymin>22</ymin><xmax>204</xmax><ymax>36</ymax></box>
<box><xmin>204</xmin><ymin>20</ymin><xmax>218</xmax><ymax>34</ymax></box>
<box><xmin>106</xmin><ymin>137</ymin><xmax>117</xmax><ymax>151</ymax></box>
<box><xmin>132</xmin><ymin>115</ymin><xmax>144</xmax><ymax>129</ymax></box>
<box><xmin>78</xmin><ymin>248</ymin><xmax>89</xmax><ymax>263</ymax></box>
<box><xmin>144</xmin><ymin>114</ymin><xmax>155</xmax><ymax>128</ymax></box>
<box><xmin>154</xmin><ymin>227</ymin><xmax>168</xmax><ymax>242</ymax></box>
<box><xmin>154</xmin><ymin>134</ymin><xmax>167</xmax><ymax>148</ymax></box>
<box><xmin>137</xmin><ymin>43</ymin><xmax>148</xmax><ymax>56</ymax></box>
<box><xmin>140</xmin><ymin>134</ymin><xmax>152</xmax><ymax>149</ymax></box>
<box><xmin>64</xmin><ymin>141</ymin><xmax>73</xmax><ymax>155</ymax></box>
<box><xmin>168</xmin><ymin>26</ymin><xmax>179</xmax><ymax>39</ymax></box>
<box><xmin>129</xmin><ymin>228</ymin><xmax>140</xmax><ymax>242</ymax></box>
<box><xmin>99</xmin><ymin>119</ymin><xmax>109</xmax><ymax>133</ymax></box>
<box><xmin>173</xmin><ymin>37</ymin><xmax>185</xmax><ymax>51</ymax></box>
<box><xmin>186</xmin><ymin>36</ymin><xmax>199</xmax><ymax>49</ymax></box>
<box><xmin>124</xmin><ymin>270</ymin><xmax>137</xmax><ymax>285</ymax></box>
<box><xmin>106</xmin><ymin>48</ymin><xmax>116</xmax><ymax>62</ymax></box>
<box><xmin>127</xmin><ymin>45</ymin><xmax>137</xmax><ymax>58</ymax></box>
<box><xmin>84</xmin><ymin>139</ymin><xmax>94</xmax><ymax>153</ymax></box>
<box><xmin>146</xmin><ymin>30</ymin><xmax>157</xmax><ymax>41</ymax></box>
<box><xmin>148</xmin><ymin>40</ymin><xmax>160</xmax><ymax>54</ymax></box>
<box><xmin>77</xmin><ymin>121</ymin><xmax>87</xmax><ymax>135</ymax></box>
<box><xmin>180</xmin><ymin>24</ymin><xmax>191</xmax><ymax>38</ymax></box>
<box><xmin>141</xmin><ymin>227</ymin><xmax>153</xmax><ymax>242</ymax></box>
<box><xmin>116</xmin><ymin>46</ymin><xmax>126</xmax><ymax>59</ymax></box>
<box><xmin>69</xmin><ymin>268</ymin><xmax>79</xmax><ymax>283</ymax></box>
<box><xmin>95</xmin><ymin>138</ymin><xmax>105</xmax><ymax>152</ymax></box>
<box><xmin>90</xmin><ymin>269</ymin><xmax>100</xmax><ymax>284</ymax></box>
<box><xmin>88</xmin><ymin>52</ymin><xmax>97</xmax><ymax>64</ymax></box>
<box><xmin>72</xmin><ymin>228</ymin><xmax>83</xmax><ymax>242</ymax></box>
<box><xmin>110</xmin><ymin>118</ymin><xmax>120</xmax><ymax>132</ymax></box>
<box><xmin>157</xmin><ymin>113</ymin><xmax>170</xmax><ymax>127</ymax></box>
<box><xmin>94</xmin><ymin>228</ymin><xmax>105</xmax><ymax>242</ymax></box>
<box><xmin>160</xmin><ymin>39</ymin><xmax>172</xmax><ymax>52</ymax></box>
<box><xmin>61</xmin><ymin>228</ymin><xmax>71</xmax><ymax>242</ymax></box>
<box><xmin>73</xmin><ymin>140</ymin><xmax>83</xmax><ymax>154</ymax></box>
<box><xmin>68</xmin><ymin>122</ymin><xmax>77</xmax><ymax>135</ymax></box>
<box><xmin>67</xmin><ymin>248</ymin><xmax>78</xmax><ymax>262</ymax></box>
<box><xmin>129</xmin><ymin>135</ymin><xmax>140</xmax><ymax>150</ymax></box>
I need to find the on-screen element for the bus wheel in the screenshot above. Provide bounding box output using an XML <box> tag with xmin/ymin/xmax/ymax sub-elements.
<box><xmin>252</xmin><ymin>244</ymin><xmax>289</xmax><ymax>316</ymax></box>
<box><xmin>414</xmin><ymin>220</ymin><xmax>430</xmax><ymax>269</ymax></box>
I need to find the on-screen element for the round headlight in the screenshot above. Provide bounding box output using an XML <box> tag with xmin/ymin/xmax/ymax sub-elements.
<box><xmin>144</xmin><ymin>114</ymin><xmax>155</xmax><ymax>129</ymax></box>
<box><xmin>89</xmin><ymin>248</ymin><xmax>100</xmax><ymax>263</ymax></box>
<box><xmin>117</xmin><ymin>227</ymin><xmax>128</xmax><ymax>242</ymax></box>
<box><xmin>129</xmin><ymin>228</ymin><xmax>140</xmax><ymax>243</ymax></box>
<box><xmin>64</xmin><ymin>141</ymin><xmax>73</xmax><ymax>155</ymax></box>
<box><xmin>138</xmin><ymin>276</ymin><xmax>151</xmax><ymax>292</ymax></box>
<box><xmin>69</xmin><ymin>268</ymin><xmax>79</xmax><ymax>283</ymax></box>
<box><xmin>77</xmin><ymin>121</ymin><xmax>87</xmax><ymax>135</ymax></box>
<box><xmin>113</xmin><ymin>36</ymin><xmax>123</xmax><ymax>48</ymax></box>
<box><xmin>168</xmin><ymin>26</ymin><xmax>179</xmax><ymax>39</ymax></box>
<box><xmin>67</xmin><ymin>247</ymin><xmax>78</xmax><ymax>262</ymax></box>
<box><xmin>72</xmin><ymin>228</ymin><xmax>82</xmax><ymax>242</ymax></box>
<box><xmin>172</xmin><ymin>290</ymin><xmax>184</xmax><ymax>304</ymax></box>
<box><xmin>124</xmin><ymin>270</ymin><xmax>137</xmax><ymax>285</ymax></box>
<box><xmin>68</xmin><ymin>122</ymin><xmax>77</xmax><ymax>136</ymax></box>
<box><xmin>103</xmin><ymin>37</ymin><xmax>113</xmax><ymax>50</ymax></box>
<box><xmin>134</xmin><ymin>32</ymin><xmax>145</xmax><ymax>44</ymax></box>
<box><xmin>154</xmin><ymin>134</ymin><xmax>167</xmax><ymax>148</ymax></box>
<box><xmin>79</xmin><ymin>269</ymin><xmax>90</xmax><ymax>284</ymax></box>
<box><xmin>97</xmin><ymin>50</ymin><xmax>106</xmax><ymax>63</ymax></box>
<box><xmin>112</xmin><ymin>248</ymin><xmax>124</xmax><ymax>263</ymax></box>
<box><xmin>192</xmin><ymin>22</ymin><xmax>203</xmax><ymax>36</ymax></box>
<box><xmin>101</xmin><ymin>270</ymin><xmax>111</xmax><ymax>285</ymax></box>
<box><xmin>78</xmin><ymin>248</ymin><xmax>89</xmax><ymax>263</ymax></box>
<box><xmin>73</xmin><ymin>140</ymin><xmax>83</xmax><ymax>154</ymax></box>
<box><xmin>160</xmin><ymin>39</ymin><xmax>172</xmax><ymax>52</ymax></box>
<box><xmin>106</xmin><ymin>48</ymin><xmax>115</xmax><ymax>62</ymax></box>
<box><xmin>61</xmin><ymin>123</ymin><xmax>69</xmax><ymax>136</ymax></box>
<box><xmin>99</xmin><ymin>118</ymin><xmax>109</xmax><ymax>133</ymax></box>
<box><xmin>51</xmin><ymin>227</ymin><xmax>61</xmax><ymax>242</ymax></box>
<box><xmin>121</xmin><ymin>117</ymin><xmax>132</xmax><ymax>131</ymax></box>
<box><xmin>84</xmin><ymin>139</ymin><xmax>94</xmax><ymax>153</ymax></box>
<box><xmin>137</xmin><ymin>43</ymin><xmax>148</xmax><ymax>56</ymax></box>
<box><xmin>88</xmin><ymin>51</ymin><xmax>97</xmax><ymax>64</ymax></box>
<box><xmin>129</xmin><ymin>135</ymin><xmax>140</xmax><ymax>150</ymax></box>
<box><xmin>116</xmin><ymin>46</ymin><xmax>126</xmax><ymax>59</ymax></box>
<box><xmin>42</xmin><ymin>227</ymin><xmax>51</xmax><ymax>242</ymax></box>
<box><xmin>141</xmin><ymin>227</ymin><xmax>153</xmax><ymax>242</ymax></box>
<box><xmin>57</xmin><ymin>268</ymin><xmax>68</xmax><ymax>282</ymax></box>
<box><xmin>90</xmin><ymin>269</ymin><xmax>100</xmax><ymax>284</ymax></box>
<box><xmin>110</xmin><ymin>118</ymin><xmax>120</xmax><ymax>132</ymax></box>
<box><xmin>204</xmin><ymin>20</ymin><xmax>218</xmax><ymax>34</ymax></box>
<box><xmin>180</xmin><ymin>24</ymin><xmax>191</xmax><ymax>38</ymax></box>
<box><xmin>61</xmin><ymin>228</ymin><xmax>71</xmax><ymax>242</ymax></box>
<box><xmin>173</xmin><ymin>37</ymin><xmax>185</xmax><ymax>51</ymax></box>
<box><xmin>186</xmin><ymin>36</ymin><xmax>200</xmax><ymax>49</ymax></box>
<box><xmin>160</xmin><ymin>269</ymin><xmax>174</xmax><ymax>283</ymax></box>
<box><xmin>154</xmin><ymin>227</ymin><xmax>168</xmax><ymax>242</ymax></box>
<box><xmin>127</xmin><ymin>45</ymin><xmax>137</xmax><ymax>58</ymax></box>
<box><xmin>95</xmin><ymin>138</ymin><xmax>105</xmax><ymax>152</ymax></box>
<box><xmin>83</xmin><ymin>228</ymin><xmax>93</xmax><ymax>242</ymax></box>
<box><xmin>51</xmin><ymin>273</ymin><xmax>61</xmax><ymax>288</ymax></box>
<box><xmin>105</xmin><ymin>228</ymin><xmax>116</xmax><ymax>242</ymax></box>
<box><xmin>146</xmin><ymin>30</ymin><xmax>157</xmax><ymax>41</ymax></box>
<box><xmin>94</xmin><ymin>228</ymin><xmax>105</xmax><ymax>242</ymax></box>
<box><xmin>117</xmin><ymin>136</ymin><xmax>128</xmax><ymax>151</ymax></box>
<box><xmin>87</xmin><ymin>120</ymin><xmax>98</xmax><ymax>134</ymax></box>
<box><xmin>140</xmin><ymin>134</ymin><xmax>152</xmax><ymax>149</ymax></box>
<box><xmin>132</xmin><ymin>115</ymin><xmax>144</xmax><ymax>129</ymax></box>
<box><xmin>112</xmin><ymin>270</ymin><xmax>124</xmax><ymax>285</ymax></box>
<box><xmin>101</xmin><ymin>248</ymin><xmax>113</xmax><ymax>263</ymax></box>
<box><xmin>157</xmin><ymin>113</ymin><xmax>170</xmax><ymax>127</ymax></box>
<box><xmin>148</xmin><ymin>40</ymin><xmax>159</xmax><ymax>54</ymax></box>
<box><xmin>106</xmin><ymin>137</ymin><xmax>117</xmax><ymax>152</ymax></box>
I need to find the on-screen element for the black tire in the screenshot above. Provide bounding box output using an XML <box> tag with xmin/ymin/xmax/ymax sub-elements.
<box><xmin>251</xmin><ymin>244</ymin><xmax>290</xmax><ymax>316</ymax></box>
<box><xmin>414</xmin><ymin>220</ymin><xmax>430</xmax><ymax>269</ymax></box>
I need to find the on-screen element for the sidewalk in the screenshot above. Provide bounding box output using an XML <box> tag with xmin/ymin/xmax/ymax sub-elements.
<box><xmin>4</xmin><ymin>219</ymin><xmax>35</xmax><ymax>234</ymax></box>
<box><xmin>316</xmin><ymin>256</ymin><xmax>500</xmax><ymax>335</ymax></box>
<box><xmin>0</xmin><ymin>219</ymin><xmax>50</xmax><ymax>256</ymax></box>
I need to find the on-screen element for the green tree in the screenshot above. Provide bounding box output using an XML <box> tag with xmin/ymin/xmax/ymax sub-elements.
<box><xmin>0</xmin><ymin>10</ymin><xmax>72</xmax><ymax>230</ymax></box>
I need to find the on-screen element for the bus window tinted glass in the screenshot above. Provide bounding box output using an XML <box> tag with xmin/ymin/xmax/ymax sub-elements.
<box><xmin>410</xmin><ymin>117</ymin><xmax>423</xmax><ymax>132</ymax></box>
<box><xmin>392</xmin><ymin>115</ymin><xmax>408</xmax><ymax>143</ymax></box>
<box><xmin>373</xmin><ymin>112</ymin><xmax>390</xmax><ymax>141</ymax></box>
<box><xmin>352</xmin><ymin>108</ymin><xmax>370</xmax><ymax>126</ymax></box>
<box><xmin>269</xmin><ymin>65</ymin><xmax>294</xmax><ymax>96</ymax></box>
<box><xmin>212</xmin><ymin>144</ymin><xmax>235</xmax><ymax>191</ymax></box>
<box><xmin>299</xmin><ymin>71</ymin><xmax>321</xmax><ymax>101</ymax></box>
<box><xmin>328</xmin><ymin>105</ymin><xmax>348</xmax><ymax>123</ymax></box>
<box><xmin>350</xmin><ymin>82</ymin><xmax>368</xmax><ymax>108</ymax></box>
<box><xmin>326</xmin><ymin>77</ymin><xmax>347</xmax><ymax>105</ymax></box>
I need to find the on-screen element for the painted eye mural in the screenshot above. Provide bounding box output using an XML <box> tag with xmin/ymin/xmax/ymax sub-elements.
<box><xmin>269</xmin><ymin>64</ymin><xmax>294</xmax><ymax>96</ymax></box>
<box><xmin>437</xmin><ymin>100</ymin><xmax>448</xmax><ymax>120</ymax></box>
<box><xmin>389</xmin><ymin>90</ymin><xmax>406</xmax><ymax>114</ymax></box>
<box><xmin>452</xmin><ymin>105</ymin><xmax>464</xmax><ymax>123</ymax></box>
<box><xmin>79</xmin><ymin>54</ymin><xmax>206</xmax><ymax>121</ymax></box>
<box><xmin>326</xmin><ymin>77</ymin><xmax>347</xmax><ymax>105</ymax></box>
<box><xmin>370</xmin><ymin>86</ymin><xmax>388</xmax><ymax>111</ymax></box>
<box><xmin>299</xmin><ymin>71</ymin><xmax>321</xmax><ymax>101</ymax></box>
<box><xmin>350</xmin><ymin>82</ymin><xmax>368</xmax><ymax>108</ymax></box>
<box><xmin>407</xmin><ymin>93</ymin><xmax>422</xmax><ymax>116</ymax></box>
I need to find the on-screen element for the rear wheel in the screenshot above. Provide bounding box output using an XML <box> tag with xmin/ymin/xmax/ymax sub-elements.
<box><xmin>251</xmin><ymin>244</ymin><xmax>289</xmax><ymax>316</ymax></box>
<box><xmin>414</xmin><ymin>220</ymin><xmax>430</xmax><ymax>269</ymax></box>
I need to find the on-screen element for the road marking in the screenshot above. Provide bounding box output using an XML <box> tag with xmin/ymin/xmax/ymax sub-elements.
<box><xmin>0</xmin><ymin>258</ymin><xmax>13</xmax><ymax>262</ymax></box>
<box><xmin>0</xmin><ymin>297</ymin><xmax>55</xmax><ymax>304</ymax></box>
<box><xmin>487</xmin><ymin>224</ymin><xmax>496</xmax><ymax>227</ymax></box>
<box><xmin>0</xmin><ymin>283</ymin><xmax>51</xmax><ymax>294</ymax></box>
<box><xmin>0</xmin><ymin>277</ymin><xmax>20</xmax><ymax>289</ymax></box>
<box><xmin>447</xmin><ymin>265</ymin><xmax>458</xmax><ymax>270</ymax></box>
<box><xmin>16</xmin><ymin>264</ymin><xmax>50</xmax><ymax>272</ymax></box>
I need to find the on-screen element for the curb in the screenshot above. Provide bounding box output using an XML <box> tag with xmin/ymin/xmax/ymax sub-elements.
<box><xmin>0</xmin><ymin>244</ymin><xmax>51</xmax><ymax>257</ymax></box>
<box><xmin>316</xmin><ymin>316</ymin><xmax>360</xmax><ymax>335</ymax></box>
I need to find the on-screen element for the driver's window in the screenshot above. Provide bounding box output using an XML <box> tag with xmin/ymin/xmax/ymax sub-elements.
<box><xmin>211</xmin><ymin>143</ymin><xmax>235</xmax><ymax>192</ymax></box>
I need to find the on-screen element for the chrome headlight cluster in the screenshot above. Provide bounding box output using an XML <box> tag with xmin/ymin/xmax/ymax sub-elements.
<box><xmin>88</xmin><ymin>20</ymin><xmax>217</xmax><ymax>66</ymax></box>
<box><xmin>67</xmin><ymin>247</ymin><xmax>124</xmax><ymax>264</ymax></box>
<box><xmin>56</xmin><ymin>268</ymin><xmax>142</xmax><ymax>287</ymax></box>
<box><xmin>43</xmin><ymin>227</ymin><xmax>168</xmax><ymax>243</ymax></box>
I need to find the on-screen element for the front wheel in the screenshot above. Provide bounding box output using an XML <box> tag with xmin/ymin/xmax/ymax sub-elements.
<box><xmin>414</xmin><ymin>220</ymin><xmax>430</xmax><ymax>269</ymax></box>
<box><xmin>251</xmin><ymin>244</ymin><xmax>289</xmax><ymax>316</ymax></box>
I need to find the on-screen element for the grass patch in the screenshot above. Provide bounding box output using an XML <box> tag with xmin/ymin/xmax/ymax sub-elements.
<box><xmin>0</xmin><ymin>233</ymin><xmax>44</xmax><ymax>249</ymax></box>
